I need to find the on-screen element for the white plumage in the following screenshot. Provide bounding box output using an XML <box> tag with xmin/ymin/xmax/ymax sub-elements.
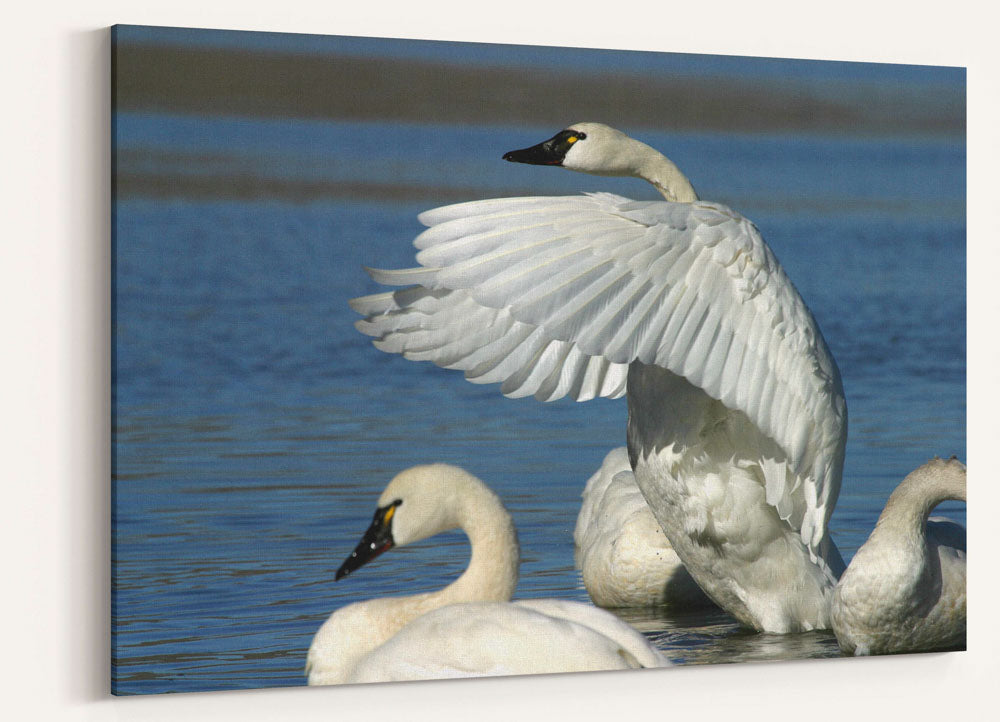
<box><xmin>306</xmin><ymin>464</ymin><xmax>670</xmax><ymax>685</ymax></box>
<box><xmin>574</xmin><ymin>447</ymin><xmax>714</xmax><ymax>608</ymax></box>
<box><xmin>352</xmin><ymin>123</ymin><xmax>848</xmax><ymax>632</ymax></box>
<box><xmin>831</xmin><ymin>457</ymin><xmax>967</xmax><ymax>656</ymax></box>
<box><xmin>347</xmin><ymin>599</ymin><xmax>668</xmax><ymax>683</ymax></box>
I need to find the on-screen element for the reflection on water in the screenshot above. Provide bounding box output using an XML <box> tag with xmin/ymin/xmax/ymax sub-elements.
<box><xmin>113</xmin><ymin>116</ymin><xmax>965</xmax><ymax>694</ymax></box>
<box><xmin>616</xmin><ymin>607</ymin><xmax>841</xmax><ymax>665</ymax></box>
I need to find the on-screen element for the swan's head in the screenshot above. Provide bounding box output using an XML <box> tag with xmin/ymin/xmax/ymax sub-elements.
<box><xmin>503</xmin><ymin>122</ymin><xmax>644</xmax><ymax>177</ymax></box>
<box><xmin>335</xmin><ymin>464</ymin><xmax>493</xmax><ymax>580</ymax></box>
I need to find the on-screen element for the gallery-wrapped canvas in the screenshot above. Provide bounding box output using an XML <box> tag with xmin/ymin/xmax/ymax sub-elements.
<box><xmin>111</xmin><ymin>23</ymin><xmax>966</xmax><ymax>694</ymax></box>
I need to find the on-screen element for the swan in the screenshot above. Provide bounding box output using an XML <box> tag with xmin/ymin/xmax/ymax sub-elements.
<box><xmin>350</xmin><ymin>122</ymin><xmax>848</xmax><ymax>633</ymax></box>
<box><xmin>575</xmin><ymin>447</ymin><xmax>714</xmax><ymax>608</ymax></box>
<box><xmin>831</xmin><ymin>457</ymin><xmax>967</xmax><ymax>656</ymax></box>
<box><xmin>305</xmin><ymin>463</ymin><xmax>670</xmax><ymax>685</ymax></box>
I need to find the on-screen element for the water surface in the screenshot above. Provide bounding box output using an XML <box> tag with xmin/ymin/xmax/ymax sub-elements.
<box><xmin>112</xmin><ymin>116</ymin><xmax>965</xmax><ymax>695</ymax></box>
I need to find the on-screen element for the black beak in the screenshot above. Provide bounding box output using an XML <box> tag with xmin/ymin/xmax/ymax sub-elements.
<box><xmin>503</xmin><ymin>129</ymin><xmax>585</xmax><ymax>166</ymax></box>
<box><xmin>503</xmin><ymin>137</ymin><xmax>564</xmax><ymax>166</ymax></box>
<box><xmin>335</xmin><ymin>502</ymin><xmax>400</xmax><ymax>581</ymax></box>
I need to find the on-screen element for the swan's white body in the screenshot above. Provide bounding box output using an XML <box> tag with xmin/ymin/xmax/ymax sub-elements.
<box><xmin>352</xmin><ymin>123</ymin><xmax>847</xmax><ymax>632</ymax></box>
<box><xmin>306</xmin><ymin>464</ymin><xmax>669</xmax><ymax>685</ymax></box>
<box><xmin>575</xmin><ymin>447</ymin><xmax>713</xmax><ymax>608</ymax></box>
<box><xmin>347</xmin><ymin>599</ymin><xmax>668</xmax><ymax>682</ymax></box>
<box><xmin>831</xmin><ymin>457</ymin><xmax>967</xmax><ymax>656</ymax></box>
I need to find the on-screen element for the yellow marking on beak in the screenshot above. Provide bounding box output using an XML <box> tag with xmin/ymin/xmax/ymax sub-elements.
<box><xmin>383</xmin><ymin>505</ymin><xmax>396</xmax><ymax>524</ymax></box>
<box><xmin>567</xmin><ymin>136</ymin><xmax>578</xmax><ymax>144</ymax></box>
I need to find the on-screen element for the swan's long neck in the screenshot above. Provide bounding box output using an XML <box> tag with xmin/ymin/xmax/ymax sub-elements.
<box><xmin>431</xmin><ymin>486</ymin><xmax>520</xmax><ymax>607</ymax></box>
<box><xmin>571</xmin><ymin>133</ymin><xmax>698</xmax><ymax>203</ymax></box>
<box><xmin>874</xmin><ymin>457</ymin><xmax>966</xmax><ymax>541</ymax></box>
<box><xmin>635</xmin><ymin>149</ymin><xmax>699</xmax><ymax>203</ymax></box>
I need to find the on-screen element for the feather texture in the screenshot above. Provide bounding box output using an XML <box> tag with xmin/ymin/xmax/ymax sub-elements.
<box><xmin>354</xmin><ymin>193</ymin><xmax>845</xmax><ymax>557</ymax></box>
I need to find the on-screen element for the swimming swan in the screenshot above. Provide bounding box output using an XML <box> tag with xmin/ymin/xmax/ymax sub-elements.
<box><xmin>305</xmin><ymin>464</ymin><xmax>670</xmax><ymax>685</ymax></box>
<box><xmin>575</xmin><ymin>447</ymin><xmax>714</xmax><ymax>608</ymax></box>
<box><xmin>351</xmin><ymin>123</ymin><xmax>847</xmax><ymax>632</ymax></box>
<box><xmin>831</xmin><ymin>457</ymin><xmax>967</xmax><ymax>656</ymax></box>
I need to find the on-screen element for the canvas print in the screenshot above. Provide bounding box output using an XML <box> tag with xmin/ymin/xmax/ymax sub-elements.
<box><xmin>111</xmin><ymin>24</ymin><xmax>967</xmax><ymax>694</ymax></box>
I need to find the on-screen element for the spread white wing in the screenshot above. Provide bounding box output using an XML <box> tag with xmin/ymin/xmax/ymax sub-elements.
<box><xmin>351</xmin><ymin>192</ymin><xmax>847</xmax><ymax>549</ymax></box>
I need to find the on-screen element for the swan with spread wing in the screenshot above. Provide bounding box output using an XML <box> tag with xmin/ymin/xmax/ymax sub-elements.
<box><xmin>351</xmin><ymin>123</ymin><xmax>848</xmax><ymax>633</ymax></box>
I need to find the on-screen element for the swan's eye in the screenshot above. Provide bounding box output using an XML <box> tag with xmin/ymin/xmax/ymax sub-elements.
<box><xmin>557</xmin><ymin>131</ymin><xmax>586</xmax><ymax>153</ymax></box>
<box><xmin>382</xmin><ymin>498</ymin><xmax>403</xmax><ymax>524</ymax></box>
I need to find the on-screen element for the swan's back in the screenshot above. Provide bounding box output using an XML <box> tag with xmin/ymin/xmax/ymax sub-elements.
<box><xmin>307</xmin><ymin>594</ymin><xmax>433</xmax><ymax>685</ymax></box>
<box><xmin>346</xmin><ymin>600</ymin><xmax>670</xmax><ymax>683</ymax></box>
<box><xmin>512</xmin><ymin>599</ymin><xmax>669</xmax><ymax>668</ymax></box>
<box><xmin>575</xmin><ymin>448</ymin><xmax>635</xmax><ymax>544</ymax></box>
<box><xmin>574</xmin><ymin>448</ymin><xmax>712</xmax><ymax>608</ymax></box>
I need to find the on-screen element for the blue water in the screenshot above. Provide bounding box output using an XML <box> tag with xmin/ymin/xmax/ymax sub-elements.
<box><xmin>112</xmin><ymin>117</ymin><xmax>965</xmax><ymax>694</ymax></box>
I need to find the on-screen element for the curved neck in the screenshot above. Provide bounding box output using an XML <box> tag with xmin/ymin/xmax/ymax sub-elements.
<box><xmin>875</xmin><ymin>458</ymin><xmax>966</xmax><ymax>540</ymax></box>
<box><xmin>636</xmin><ymin>151</ymin><xmax>699</xmax><ymax>203</ymax></box>
<box><xmin>574</xmin><ymin>133</ymin><xmax>699</xmax><ymax>203</ymax></box>
<box><xmin>432</xmin><ymin>489</ymin><xmax>520</xmax><ymax>607</ymax></box>
<box><xmin>400</xmin><ymin>484</ymin><xmax>519</xmax><ymax>622</ymax></box>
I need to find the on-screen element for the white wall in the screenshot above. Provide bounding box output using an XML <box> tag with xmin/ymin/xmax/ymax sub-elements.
<box><xmin>3</xmin><ymin>1</ymin><xmax>996</xmax><ymax>720</ymax></box>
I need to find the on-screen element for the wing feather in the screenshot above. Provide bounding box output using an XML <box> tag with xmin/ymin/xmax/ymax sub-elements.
<box><xmin>700</xmin><ymin>315</ymin><xmax>733</xmax><ymax>400</ymax></box>
<box><xmin>352</xmin><ymin>193</ymin><xmax>846</xmax><ymax>551</ymax></box>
